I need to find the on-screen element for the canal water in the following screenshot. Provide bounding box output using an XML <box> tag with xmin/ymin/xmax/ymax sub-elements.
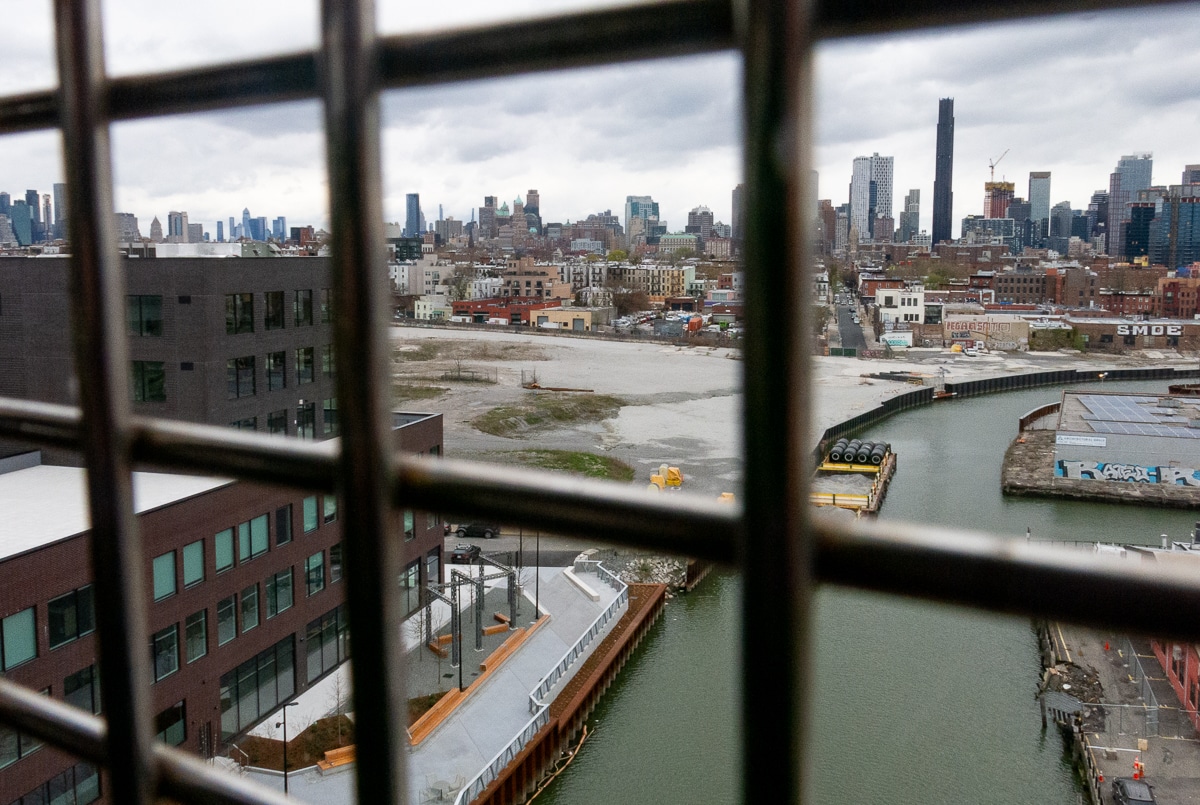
<box><xmin>540</xmin><ymin>380</ymin><xmax>1194</xmax><ymax>804</ymax></box>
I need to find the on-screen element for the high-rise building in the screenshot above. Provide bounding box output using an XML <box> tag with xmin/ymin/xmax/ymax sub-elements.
<box><xmin>405</xmin><ymin>193</ymin><xmax>421</xmax><ymax>238</ymax></box>
<box><xmin>149</xmin><ymin>216</ymin><xmax>163</xmax><ymax>242</ymax></box>
<box><xmin>1107</xmin><ymin>153</ymin><xmax>1153</xmax><ymax>259</ymax></box>
<box><xmin>478</xmin><ymin>196</ymin><xmax>497</xmax><ymax>239</ymax></box>
<box><xmin>686</xmin><ymin>205</ymin><xmax>715</xmax><ymax>239</ymax></box>
<box><xmin>273</xmin><ymin>216</ymin><xmax>287</xmax><ymax>240</ymax></box>
<box><xmin>53</xmin><ymin>183</ymin><xmax>67</xmax><ymax>240</ymax></box>
<box><xmin>932</xmin><ymin>98</ymin><xmax>955</xmax><ymax>244</ymax></box>
<box><xmin>731</xmin><ymin>184</ymin><xmax>745</xmax><ymax>244</ymax></box>
<box><xmin>1028</xmin><ymin>172</ymin><xmax>1050</xmax><ymax>242</ymax></box>
<box><xmin>624</xmin><ymin>195</ymin><xmax>659</xmax><ymax>238</ymax></box>
<box><xmin>228</xmin><ymin>216</ymin><xmax>237</xmax><ymax>240</ymax></box>
<box><xmin>899</xmin><ymin>189</ymin><xmax>920</xmax><ymax>243</ymax></box>
<box><xmin>241</xmin><ymin>208</ymin><xmax>253</xmax><ymax>241</ymax></box>
<box><xmin>984</xmin><ymin>182</ymin><xmax>1015</xmax><ymax>219</ymax></box>
<box><xmin>115</xmin><ymin>212</ymin><xmax>141</xmax><ymax>241</ymax></box>
<box><xmin>8</xmin><ymin>201</ymin><xmax>32</xmax><ymax>245</ymax></box>
<box><xmin>167</xmin><ymin>211</ymin><xmax>190</xmax><ymax>243</ymax></box>
<box><xmin>0</xmin><ymin>192</ymin><xmax>9</xmax><ymax>218</ymax></box>
<box><xmin>41</xmin><ymin>195</ymin><xmax>52</xmax><ymax>241</ymax></box>
<box><xmin>216</xmin><ymin>220</ymin><xmax>224</xmax><ymax>242</ymax></box>
<box><xmin>1149</xmin><ymin>185</ymin><xmax>1200</xmax><ymax>269</ymax></box>
<box><xmin>1183</xmin><ymin>165</ymin><xmax>1200</xmax><ymax>186</ymax></box>
<box><xmin>848</xmin><ymin>153</ymin><xmax>893</xmax><ymax>241</ymax></box>
<box><xmin>188</xmin><ymin>222</ymin><xmax>204</xmax><ymax>243</ymax></box>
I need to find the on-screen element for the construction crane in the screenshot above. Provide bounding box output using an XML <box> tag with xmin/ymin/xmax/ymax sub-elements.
<box><xmin>989</xmin><ymin>149</ymin><xmax>1010</xmax><ymax>182</ymax></box>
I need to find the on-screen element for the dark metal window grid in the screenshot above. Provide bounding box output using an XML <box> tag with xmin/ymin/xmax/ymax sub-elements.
<box><xmin>0</xmin><ymin>0</ymin><xmax>1197</xmax><ymax>803</ymax></box>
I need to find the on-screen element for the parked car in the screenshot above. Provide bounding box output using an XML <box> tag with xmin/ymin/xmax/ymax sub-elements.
<box><xmin>456</xmin><ymin>523</ymin><xmax>499</xmax><ymax>539</ymax></box>
<box><xmin>1113</xmin><ymin>778</ymin><xmax>1156</xmax><ymax>805</ymax></box>
<box><xmin>448</xmin><ymin>543</ymin><xmax>481</xmax><ymax>563</ymax></box>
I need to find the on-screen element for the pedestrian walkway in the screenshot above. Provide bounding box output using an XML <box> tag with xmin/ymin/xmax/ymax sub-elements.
<box><xmin>235</xmin><ymin>563</ymin><xmax>624</xmax><ymax>803</ymax></box>
<box><xmin>1050</xmin><ymin>624</ymin><xmax>1200</xmax><ymax>804</ymax></box>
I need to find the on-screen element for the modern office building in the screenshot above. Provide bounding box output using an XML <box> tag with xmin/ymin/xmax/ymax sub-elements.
<box><xmin>983</xmin><ymin>181</ymin><xmax>1015</xmax><ymax>219</ymax></box>
<box><xmin>1183</xmin><ymin>165</ymin><xmax>1200</xmax><ymax>186</ymax></box>
<box><xmin>898</xmin><ymin>189</ymin><xmax>920</xmax><ymax>243</ymax></box>
<box><xmin>405</xmin><ymin>193</ymin><xmax>421</xmax><ymax>238</ymax></box>
<box><xmin>932</xmin><ymin>98</ymin><xmax>955</xmax><ymax>244</ymax></box>
<box><xmin>52</xmin><ymin>183</ymin><xmax>67</xmax><ymax>241</ymax></box>
<box><xmin>0</xmin><ymin>257</ymin><xmax>341</xmax><ymax>462</ymax></box>
<box><xmin>0</xmin><ymin>409</ymin><xmax>443</xmax><ymax>805</ymax></box>
<box><xmin>731</xmin><ymin>183</ymin><xmax>745</xmax><ymax>244</ymax></box>
<box><xmin>1107</xmin><ymin>153</ymin><xmax>1154</xmax><ymax>259</ymax></box>
<box><xmin>1028</xmin><ymin>171</ymin><xmax>1050</xmax><ymax>242</ymax></box>
<box><xmin>1149</xmin><ymin>185</ymin><xmax>1200</xmax><ymax>269</ymax></box>
<box><xmin>624</xmin><ymin>194</ymin><xmax>660</xmax><ymax>241</ymax></box>
<box><xmin>848</xmin><ymin>153</ymin><xmax>893</xmax><ymax>242</ymax></box>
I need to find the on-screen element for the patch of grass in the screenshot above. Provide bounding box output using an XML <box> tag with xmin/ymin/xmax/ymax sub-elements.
<box><xmin>241</xmin><ymin>714</ymin><xmax>355</xmax><ymax>771</ymax></box>
<box><xmin>499</xmin><ymin>449</ymin><xmax>636</xmax><ymax>482</ymax></box>
<box><xmin>393</xmin><ymin>382</ymin><xmax>447</xmax><ymax>402</ymax></box>
<box><xmin>472</xmin><ymin>393</ymin><xmax>624</xmax><ymax>438</ymax></box>
<box><xmin>394</xmin><ymin>341</ymin><xmax>441</xmax><ymax>361</ymax></box>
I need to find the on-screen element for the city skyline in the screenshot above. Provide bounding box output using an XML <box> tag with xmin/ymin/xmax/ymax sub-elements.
<box><xmin>2</xmin><ymin>2</ymin><xmax>1199</xmax><ymax>237</ymax></box>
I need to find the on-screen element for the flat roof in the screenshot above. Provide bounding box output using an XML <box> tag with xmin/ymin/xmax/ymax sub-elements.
<box><xmin>1058</xmin><ymin>390</ymin><xmax>1200</xmax><ymax>440</ymax></box>
<box><xmin>0</xmin><ymin>465</ymin><xmax>231</xmax><ymax>562</ymax></box>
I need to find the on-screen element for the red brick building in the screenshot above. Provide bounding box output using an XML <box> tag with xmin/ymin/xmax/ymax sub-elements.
<box><xmin>451</xmin><ymin>297</ymin><xmax>560</xmax><ymax>324</ymax></box>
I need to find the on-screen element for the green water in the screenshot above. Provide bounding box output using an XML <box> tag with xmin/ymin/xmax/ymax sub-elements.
<box><xmin>540</xmin><ymin>380</ymin><xmax>1191</xmax><ymax>804</ymax></box>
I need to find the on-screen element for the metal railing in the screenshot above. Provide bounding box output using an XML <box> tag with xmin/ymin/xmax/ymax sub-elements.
<box><xmin>2</xmin><ymin>0</ymin><xmax>1200</xmax><ymax>804</ymax></box>
<box><xmin>458</xmin><ymin>564</ymin><xmax>627</xmax><ymax>804</ymax></box>
<box><xmin>532</xmin><ymin>568</ymin><xmax>629</xmax><ymax>709</ymax></box>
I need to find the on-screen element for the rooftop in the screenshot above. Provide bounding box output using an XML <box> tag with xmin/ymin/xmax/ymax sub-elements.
<box><xmin>0</xmin><ymin>462</ymin><xmax>230</xmax><ymax>561</ymax></box>
<box><xmin>1058</xmin><ymin>390</ymin><xmax>1200</xmax><ymax>440</ymax></box>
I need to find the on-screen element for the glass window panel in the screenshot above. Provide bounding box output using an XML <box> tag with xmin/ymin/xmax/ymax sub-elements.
<box><xmin>77</xmin><ymin>586</ymin><xmax>94</xmax><ymax>637</ymax></box>
<box><xmin>330</xmin><ymin>543</ymin><xmax>342</xmax><ymax>583</ymax></box>
<box><xmin>303</xmin><ymin>496</ymin><xmax>318</xmax><ymax>532</ymax></box>
<box><xmin>277</xmin><ymin>636</ymin><xmax>295</xmax><ymax>700</ymax></box>
<box><xmin>3</xmin><ymin>608</ymin><xmax>36</xmax><ymax>669</ymax></box>
<box><xmin>237</xmin><ymin>662</ymin><xmax>259</xmax><ymax>730</ymax></box>
<box><xmin>152</xmin><ymin>625</ymin><xmax>178</xmax><ymax>681</ymax></box>
<box><xmin>267</xmin><ymin>350</ymin><xmax>286</xmax><ymax>391</ymax></box>
<box><xmin>275</xmin><ymin>505</ymin><xmax>292</xmax><ymax>545</ymax></box>
<box><xmin>265</xmin><ymin>291</ymin><xmax>284</xmax><ymax>330</ymax></box>
<box><xmin>185</xmin><ymin>610</ymin><xmax>206</xmax><ymax>663</ymax></box>
<box><xmin>215</xmin><ymin>528</ymin><xmax>233</xmax><ymax>572</ymax></box>
<box><xmin>306</xmin><ymin>620</ymin><xmax>322</xmax><ymax>683</ymax></box>
<box><xmin>0</xmin><ymin>723</ymin><xmax>18</xmax><ymax>770</ymax></box>
<box><xmin>294</xmin><ymin>289</ymin><xmax>313</xmax><ymax>326</ymax></box>
<box><xmin>323</xmin><ymin>494</ymin><xmax>337</xmax><ymax>522</ymax></box>
<box><xmin>251</xmin><ymin>514</ymin><xmax>269</xmax><ymax>556</ymax></box>
<box><xmin>47</xmin><ymin>592</ymin><xmax>77</xmax><ymax>649</ymax></box>
<box><xmin>74</xmin><ymin>763</ymin><xmax>100</xmax><ymax>805</ymax></box>
<box><xmin>219</xmin><ymin>673</ymin><xmax>237</xmax><ymax>742</ymax></box>
<box><xmin>217</xmin><ymin>596</ymin><xmax>236</xmax><ymax>645</ymax></box>
<box><xmin>241</xmin><ymin>585</ymin><xmax>259</xmax><ymax>633</ymax></box>
<box><xmin>257</xmin><ymin>651</ymin><xmax>277</xmax><ymax>714</ymax></box>
<box><xmin>238</xmin><ymin>521</ymin><xmax>251</xmax><ymax>562</ymax></box>
<box><xmin>306</xmin><ymin>552</ymin><xmax>324</xmax><ymax>596</ymax></box>
<box><xmin>152</xmin><ymin>552</ymin><xmax>176</xmax><ymax>600</ymax></box>
<box><xmin>182</xmin><ymin>539</ymin><xmax>204</xmax><ymax>587</ymax></box>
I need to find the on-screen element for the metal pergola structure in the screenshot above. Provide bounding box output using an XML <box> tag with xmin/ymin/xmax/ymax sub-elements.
<box><xmin>1</xmin><ymin>0</ymin><xmax>1198</xmax><ymax>803</ymax></box>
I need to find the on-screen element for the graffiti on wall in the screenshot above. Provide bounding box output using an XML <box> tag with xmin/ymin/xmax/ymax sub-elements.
<box><xmin>1056</xmin><ymin>460</ymin><xmax>1200</xmax><ymax>486</ymax></box>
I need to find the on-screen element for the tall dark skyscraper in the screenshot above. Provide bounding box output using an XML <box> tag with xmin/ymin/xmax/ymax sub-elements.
<box><xmin>405</xmin><ymin>193</ymin><xmax>421</xmax><ymax>238</ymax></box>
<box><xmin>932</xmin><ymin>98</ymin><xmax>954</xmax><ymax>244</ymax></box>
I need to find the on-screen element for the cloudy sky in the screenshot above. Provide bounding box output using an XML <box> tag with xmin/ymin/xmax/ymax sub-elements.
<box><xmin>1</xmin><ymin>0</ymin><xmax>1198</xmax><ymax>240</ymax></box>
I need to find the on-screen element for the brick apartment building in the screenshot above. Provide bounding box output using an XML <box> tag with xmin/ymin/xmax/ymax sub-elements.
<box><xmin>0</xmin><ymin>412</ymin><xmax>443</xmax><ymax>805</ymax></box>
<box><xmin>0</xmin><ymin>256</ymin><xmax>338</xmax><ymax>461</ymax></box>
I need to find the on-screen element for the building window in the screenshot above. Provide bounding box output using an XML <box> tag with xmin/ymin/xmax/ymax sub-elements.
<box><xmin>400</xmin><ymin>560</ymin><xmax>420</xmax><ymax>617</ymax></box>
<box><xmin>225</xmin><ymin>292</ymin><xmax>253</xmax><ymax>334</ymax></box>
<box><xmin>217</xmin><ymin>596</ymin><xmax>236</xmax><ymax>646</ymax></box>
<box><xmin>152</xmin><ymin>551</ymin><xmax>176</xmax><ymax>601</ymax></box>
<box><xmin>182</xmin><ymin>539</ymin><xmax>204</xmax><ymax>588</ymax></box>
<box><xmin>227</xmin><ymin>356</ymin><xmax>256</xmax><ymax>399</ymax></box>
<box><xmin>330</xmin><ymin>543</ymin><xmax>343</xmax><ymax>583</ymax></box>
<box><xmin>219</xmin><ymin>635</ymin><xmax>295</xmax><ymax>741</ymax></box>
<box><xmin>323</xmin><ymin>397</ymin><xmax>338</xmax><ymax>434</ymax></box>
<box><xmin>322</xmin><ymin>343</ymin><xmax>335</xmax><ymax>377</ymax></box>
<box><xmin>241</xmin><ymin>584</ymin><xmax>259</xmax><ymax>633</ymax></box>
<box><xmin>306</xmin><ymin>551</ymin><xmax>325</xmax><ymax>596</ymax></box>
<box><xmin>266</xmin><ymin>569</ymin><xmax>293</xmax><ymax>618</ymax></box>
<box><xmin>65</xmin><ymin>665</ymin><xmax>101</xmax><ymax>715</ymax></box>
<box><xmin>294</xmin><ymin>289</ymin><xmax>313</xmax><ymax>326</ymax></box>
<box><xmin>404</xmin><ymin>510</ymin><xmax>414</xmax><ymax>541</ymax></box>
<box><xmin>303</xmin><ymin>496</ymin><xmax>318</xmax><ymax>532</ymax></box>
<box><xmin>231</xmin><ymin>416</ymin><xmax>257</xmax><ymax>431</ymax></box>
<box><xmin>155</xmin><ymin>702</ymin><xmax>186</xmax><ymax>747</ymax></box>
<box><xmin>323</xmin><ymin>494</ymin><xmax>337</xmax><ymax>523</ymax></box>
<box><xmin>268</xmin><ymin>409</ymin><xmax>288</xmax><ymax>436</ymax></box>
<box><xmin>320</xmin><ymin>288</ymin><xmax>333</xmax><ymax>323</ymax></box>
<box><xmin>127</xmin><ymin>295</ymin><xmax>163</xmax><ymax>336</ymax></box>
<box><xmin>264</xmin><ymin>291</ymin><xmax>285</xmax><ymax>330</ymax></box>
<box><xmin>12</xmin><ymin>762</ymin><xmax>101</xmax><ymax>805</ymax></box>
<box><xmin>215</xmin><ymin>527</ymin><xmax>234</xmax><ymax>572</ymax></box>
<box><xmin>131</xmin><ymin>360</ymin><xmax>166</xmax><ymax>402</ymax></box>
<box><xmin>185</xmin><ymin>610</ymin><xmax>207</xmax><ymax>663</ymax></box>
<box><xmin>48</xmin><ymin>586</ymin><xmax>95</xmax><ymax>649</ymax></box>
<box><xmin>275</xmin><ymin>504</ymin><xmax>293</xmax><ymax>546</ymax></box>
<box><xmin>305</xmin><ymin>606</ymin><xmax>349</xmax><ymax>683</ymax></box>
<box><xmin>267</xmin><ymin>350</ymin><xmax>286</xmax><ymax>391</ymax></box>
<box><xmin>297</xmin><ymin>401</ymin><xmax>316</xmax><ymax>439</ymax></box>
<box><xmin>151</xmin><ymin>625</ymin><xmax>179</xmax><ymax>682</ymax></box>
<box><xmin>0</xmin><ymin>705</ymin><xmax>44</xmax><ymax>769</ymax></box>
<box><xmin>296</xmin><ymin>346</ymin><xmax>314</xmax><ymax>384</ymax></box>
<box><xmin>238</xmin><ymin>514</ymin><xmax>269</xmax><ymax>562</ymax></box>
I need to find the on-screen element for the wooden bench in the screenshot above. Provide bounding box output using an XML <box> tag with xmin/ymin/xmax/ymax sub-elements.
<box><xmin>493</xmin><ymin>612</ymin><xmax>510</xmax><ymax>624</ymax></box>
<box><xmin>317</xmin><ymin>745</ymin><xmax>356</xmax><ymax>773</ymax></box>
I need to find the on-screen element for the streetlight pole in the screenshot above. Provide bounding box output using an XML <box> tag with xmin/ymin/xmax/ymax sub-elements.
<box><xmin>276</xmin><ymin>701</ymin><xmax>299</xmax><ymax>795</ymax></box>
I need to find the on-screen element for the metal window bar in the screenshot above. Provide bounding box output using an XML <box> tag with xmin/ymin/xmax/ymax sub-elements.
<box><xmin>0</xmin><ymin>0</ymin><xmax>1198</xmax><ymax>804</ymax></box>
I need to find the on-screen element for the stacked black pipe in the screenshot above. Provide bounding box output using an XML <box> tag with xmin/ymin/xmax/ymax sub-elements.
<box><xmin>826</xmin><ymin>438</ymin><xmax>890</xmax><ymax>465</ymax></box>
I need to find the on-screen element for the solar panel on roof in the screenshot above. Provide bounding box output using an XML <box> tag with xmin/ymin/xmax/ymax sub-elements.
<box><xmin>1089</xmin><ymin>420</ymin><xmax>1200</xmax><ymax>438</ymax></box>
